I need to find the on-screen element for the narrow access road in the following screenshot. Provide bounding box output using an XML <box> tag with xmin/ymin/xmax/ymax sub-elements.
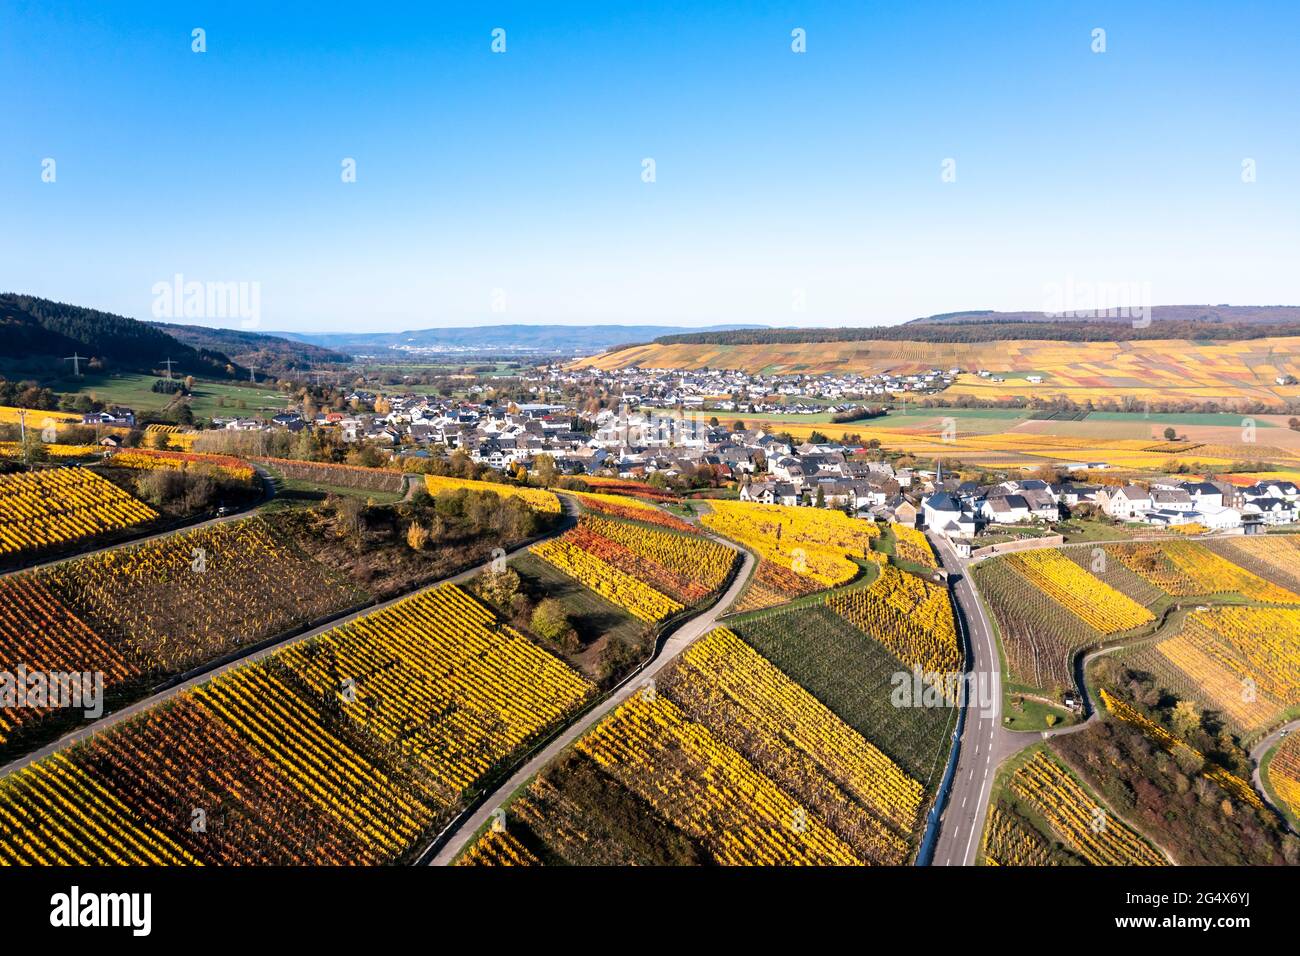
<box><xmin>428</xmin><ymin>544</ymin><xmax>756</xmax><ymax>866</ymax></box>
<box><xmin>928</xmin><ymin>533</ymin><xmax>1021</xmax><ymax>866</ymax></box>
<box><xmin>1250</xmin><ymin>719</ymin><xmax>1300</xmax><ymax>829</ymax></box>
<box><xmin>0</xmin><ymin>495</ymin><xmax>580</xmax><ymax>780</ymax></box>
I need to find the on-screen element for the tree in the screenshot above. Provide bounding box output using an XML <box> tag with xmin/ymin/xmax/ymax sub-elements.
<box><xmin>532</xmin><ymin>453</ymin><xmax>557</xmax><ymax>488</ymax></box>
<box><xmin>530</xmin><ymin>599</ymin><xmax>572</xmax><ymax>646</ymax></box>
<box><xmin>335</xmin><ymin>496</ymin><xmax>365</xmax><ymax>541</ymax></box>
<box><xmin>1163</xmin><ymin>426</ymin><xmax>1178</xmax><ymax>441</ymax></box>
<box><xmin>20</xmin><ymin>432</ymin><xmax>48</xmax><ymax>463</ymax></box>
<box><xmin>814</xmin><ymin>486</ymin><xmax>825</xmax><ymax>508</ymax></box>
<box><xmin>406</xmin><ymin>521</ymin><xmax>430</xmax><ymax>550</ymax></box>
<box><xmin>477</xmin><ymin>567</ymin><xmax>521</xmax><ymax>608</ymax></box>
<box><xmin>1172</xmin><ymin>699</ymin><xmax>1201</xmax><ymax>738</ymax></box>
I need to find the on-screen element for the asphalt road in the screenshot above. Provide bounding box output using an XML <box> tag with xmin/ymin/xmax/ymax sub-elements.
<box><xmin>927</xmin><ymin>533</ymin><xmax>1020</xmax><ymax>866</ymax></box>
<box><xmin>1250</xmin><ymin>718</ymin><xmax>1300</xmax><ymax>827</ymax></box>
<box><xmin>427</xmin><ymin>543</ymin><xmax>756</xmax><ymax>865</ymax></box>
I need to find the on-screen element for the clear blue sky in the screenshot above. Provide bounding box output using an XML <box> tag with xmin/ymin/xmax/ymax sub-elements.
<box><xmin>2</xmin><ymin>1</ymin><xmax>1297</xmax><ymax>332</ymax></box>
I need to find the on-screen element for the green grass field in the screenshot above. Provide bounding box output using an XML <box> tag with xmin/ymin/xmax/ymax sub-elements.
<box><xmin>1085</xmin><ymin>411</ymin><xmax>1278</xmax><ymax>427</ymax></box>
<box><xmin>48</xmin><ymin>371</ymin><xmax>287</xmax><ymax>421</ymax></box>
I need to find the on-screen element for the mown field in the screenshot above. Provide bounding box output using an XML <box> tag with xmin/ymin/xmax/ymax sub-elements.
<box><xmin>45</xmin><ymin>371</ymin><xmax>288</xmax><ymax>420</ymax></box>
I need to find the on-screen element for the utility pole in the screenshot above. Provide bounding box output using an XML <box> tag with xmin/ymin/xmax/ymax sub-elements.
<box><xmin>64</xmin><ymin>353</ymin><xmax>85</xmax><ymax>377</ymax></box>
<box><xmin>160</xmin><ymin>358</ymin><xmax>177</xmax><ymax>380</ymax></box>
<box><xmin>248</xmin><ymin>365</ymin><xmax>258</xmax><ymax>383</ymax></box>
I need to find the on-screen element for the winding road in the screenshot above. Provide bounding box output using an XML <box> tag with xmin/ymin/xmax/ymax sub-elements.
<box><xmin>1251</xmin><ymin>719</ymin><xmax>1300</xmax><ymax>828</ymax></box>
<box><xmin>426</xmin><ymin>543</ymin><xmax>755</xmax><ymax>865</ymax></box>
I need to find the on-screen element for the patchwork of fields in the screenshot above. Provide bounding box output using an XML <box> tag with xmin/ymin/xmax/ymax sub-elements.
<box><xmin>578</xmin><ymin>337</ymin><xmax>1300</xmax><ymax>406</ymax></box>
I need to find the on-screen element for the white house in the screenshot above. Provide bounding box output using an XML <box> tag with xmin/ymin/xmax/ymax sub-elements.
<box><xmin>1102</xmin><ymin>485</ymin><xmax>1152</xmax><ymax>520</ymax></box>
<box><xmin>923</xmin><ymin>492</ymin><xmax>977</xmax><ymax>538</ymax></box>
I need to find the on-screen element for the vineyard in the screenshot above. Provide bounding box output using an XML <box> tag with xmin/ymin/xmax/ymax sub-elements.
<box><xmin>43</xmin><ymin>515</ymin><xmax>366</xmax><ymax>676</ymax></box>
<box><xmin>973</xmin><ymin>557</ymin><xmax>1099</xmax><ymax>692</ymax></box>
<box><xmin>1121</xmin><ymin>607</ymin><xmax>1300</xmax><ymax>736</ymax></box>
<box><xmin>0</xmin><ymin>443</ymin><xmax>100</xmax><ymax>459</ymax></box>
<box><xmin>531</xmin><ymin>536</ymin><xmax>683</xmax><ymax>622</ymax></box>
<box><xmin>891</xmin><ymin>524</ymin><xmax>937</xmax><ymax>569</ymax></box>
<box><xmin>1106</xmin><ymin>540</ymin><xmax>1300</xmax><ymax>603</ymax></box>
<box><xmin>459</xmin><ymin>627</ymin><xmax>929</xmax><ymax>866</ymax></box>
<box><xmin>579</xmin><ymin>476</ymin><xmax>676</xmax><ymax>501</ymax></box>
<box><xmin>259</xmin><ymin>457</ymin><xmax>404</xmax><ymax>493</ymax></box>
<box><xmin>1007</xmin><ymin>751</ymin><xmax>1167</xmax><ymax>866</ymax></box>
<box><xmin>700</xmin><ymin>500</ymin><xmax>880</xmax><ymax>610</ymax></box>
<box><xmin>576</xmin><ymin>514</ymin><xmax>735</xmax><ymax>594</ymax></box>
<box><xmin>111</xmin><ymin>448</ymin><xmax>255</xmax><ymax>483</ymax></box>
<box><xmin>981</xmin><ymin>804</ymin><xmax>1059</xmax><ymax>866</ymax></box>
<box><xmin>1266</xmin><ymin>732</ymin><xmax>1300</xmax><ymax>824</ymax></box>
<box><xmin>1207</xmin><ymin>535</ymin><xmax>1300</xmax><ymax>594</ymax></box>
<box><xmin>0</xmin><ymin>577</ymin><xmax>137</xmax><ymax>747</ymax></box>
<box><xmin>0</xmin><ymin>467</ymin><xmax>158</xmax><ymax>560</ymax></box>
<box><xmin>0</xmin><ymin>582</ymin><xmax>592</xmax><ymax>864</ymax></box>
<box><xmin>734</xmin><ymin>604</ymin><xmax>953</xmax><ymax>781</ymax></box>
<box><xmin>1003</xmin><ymin>550</ymin><xmax>1154</xmax><ymax>634</ymax></box>
<box><xmin>826</xmin><ymin>564</ymin><xmax>960</xmax><ymax>678</ymax></box>
<box><xmin>0</xmin><ymin>514</ymin><xmax>375</xmax><ymax>755</ymax></box>
<box><xmin>568</xmin><ymin>489</ymin><xmax>700</xmax><ymax>534</ymax></box>
<box><xmin>423</xmin><ymin>474</ymin><xmax>560</xmax><ymax>513</ymax></box>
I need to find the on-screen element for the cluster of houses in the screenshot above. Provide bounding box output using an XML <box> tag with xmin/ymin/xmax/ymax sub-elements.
<box><xmin>543</xmin><ymin>364</ymin><xmax>961</xmax><ymax>408</ymax></box>
<box><xmin>921</xmin><ymin>473</ymin><xmax>1300</xmax><ymax>541</ymax></box>
<box><xmin>1096</xmin><ymin>478</ymin><xmax>1300</xmax><ymax>529</ymax></box>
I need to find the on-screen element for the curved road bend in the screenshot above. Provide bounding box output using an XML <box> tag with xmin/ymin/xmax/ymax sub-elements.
<box><xmin>0</xmin><ymin>496</ymin><xmax>581</xmax><ymax>780</ymax></box>
<box><xmin>1250</xmin><ymin>719</ymin><xmax>1300</xmax><ymax>827</ymax></box>
<box><xmin>928</xmin><ymin>533</ymin><xmax>1021</xmax><ymax>866</ymax></box>
<box><xmin>428</xmin><ymin>545</ymin><xmax>756</xmax><ymax>865</ymax></box>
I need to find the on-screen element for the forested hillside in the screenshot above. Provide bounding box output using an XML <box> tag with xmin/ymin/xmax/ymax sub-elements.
<box><xmin>0</xmin><ymin>294</ymin><xmax>238</xmax><ymax>377</ymax></box>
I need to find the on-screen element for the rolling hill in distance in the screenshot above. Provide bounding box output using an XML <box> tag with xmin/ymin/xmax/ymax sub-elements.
<box><xmin>153</xmin><ymin>322</ymin><xmax>352</xmax><ymax>373</ymax></box>
<box><xmin>264</xmin><ymin>324</ymin><xmax>767</xmax><ymax>355</ymax></box>
<box><xmin>576</xmin><ymin>306</ymin><xmax>1300</xmax><ymax>408</ymax></box>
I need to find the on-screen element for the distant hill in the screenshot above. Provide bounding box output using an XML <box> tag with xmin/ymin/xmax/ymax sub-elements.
<box><xmin>907</xmin><ymin>305</ymin><xmax>1300</xmax><ymax>326</ymax></box>
<box><xmin>152</xmin><ymin>322</ymin><xmax>351</xmax><ymax>374</ymax></box>
<box><xmin>266</xmin><ymin>324</ymin><xmax>766</xmax><ymax>355</ymax></box>
<box><xmin>642</xmin><ymin>307</ymin><xmax>1300</xmax><ymax>349</ymax></box>
<box><xmin>0</xmin><ymin>294</ymin><xmax>238</xmax><ymax>377</ymax></box>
